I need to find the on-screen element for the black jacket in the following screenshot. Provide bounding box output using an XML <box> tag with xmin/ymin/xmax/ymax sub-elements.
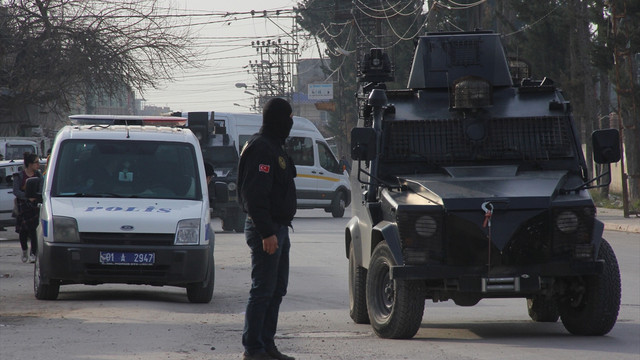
<box><xmin>237</xmin><ymin>133</ymin><xmax>297</xmax><ymax>238</ymax></box>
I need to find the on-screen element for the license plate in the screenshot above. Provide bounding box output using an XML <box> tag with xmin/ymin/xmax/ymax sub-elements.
<box><xmin>99</xmin><ymin>252</ymin><xmax>155</xmax><ymax>265</ymax></box>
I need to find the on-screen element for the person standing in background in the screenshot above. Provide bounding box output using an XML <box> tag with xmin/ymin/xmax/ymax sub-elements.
<box><xmin>13</xmin><ymin>152</ymin><xmax>42</xmax><ymax>263</ymax></box>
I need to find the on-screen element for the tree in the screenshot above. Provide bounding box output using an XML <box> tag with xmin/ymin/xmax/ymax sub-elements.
<box><xmin>607</xmin><ymin>0</ymin><xmax>640</xmax><ymax>204</ymax></box>
<box><xmin>296</xmin><ymin>0</ymin><xmax>426</xmax><ymax>157</ymax></box>
<box><xmin>0</xmin><ymin>0</ymin><xmax>197</xmax><ymax>135</ymax></box>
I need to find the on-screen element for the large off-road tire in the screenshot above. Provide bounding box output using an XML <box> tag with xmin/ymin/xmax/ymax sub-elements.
<box><xmin>186</xmin><ymin>259</ymin><xmax>215</xmax><ymax>303</ymax></box>
<box><xmin>331</xmin><ymin>192</ymin><xmax>346</xmax><ymax>218</ymax></box>
<box><xmin>559</xmin><ymin>239</ymin><xmax>620</xmax><ymax>335</ymax></box>
<box><xmin>527</xmin><ymin>295</ymin><xmax>559</xmax><ymax>322</ymax></box>
<box><xmin>34</xmin><ymin>254</ymin><xmax>59</xmax><ymax>300</ymax></box>
<box><xmin>234</xmin><ymin>212</ymin><xmax>247</xmax><ymax>233</ymax></box>
<box><xmin>366</xmin><ymin>241</ymin><xmax>425</xmax><ymax>339</ymax></box>
<box><xmin>221</xmin><ymin>216</ymin><xmax>233</xmax><ymax>232</ymax></box>
<box><xmin>349</xmin><ymin>242</ymin><xmax>369</xmax><ymax>324</ymax></box>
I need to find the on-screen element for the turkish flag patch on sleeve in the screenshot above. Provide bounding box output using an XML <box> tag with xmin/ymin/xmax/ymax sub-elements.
<box><xmin>259</xmin><ymin>164</ymin><xmax>270</xmax><ymax>173</ymax></box>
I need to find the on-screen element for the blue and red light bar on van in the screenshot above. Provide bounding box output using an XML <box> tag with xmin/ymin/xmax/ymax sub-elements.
<box><xmin>69</xmin><ymin>115</ymin><xmax>187</xmax><ymax>127</ymax></box>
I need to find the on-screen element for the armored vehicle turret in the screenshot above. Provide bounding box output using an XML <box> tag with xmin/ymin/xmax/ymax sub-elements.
<box><xmin>347</xmin><ymin>31</ymin><xmax>621</xmax><ymax>339</ymax></box>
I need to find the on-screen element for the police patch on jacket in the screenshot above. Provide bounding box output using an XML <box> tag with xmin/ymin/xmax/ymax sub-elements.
<box><xmin>278</xmin><ymin>156</ymin><xmax>287</xmax><ymax>170</ymax></box>
<box><xmin>259</xmin><ymin>164</ymin><xmax>270</xmax><ymax>173</ymax></box>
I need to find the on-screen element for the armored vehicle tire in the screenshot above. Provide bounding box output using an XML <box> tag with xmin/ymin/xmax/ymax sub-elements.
<box><xmin>331</xmin><ymin>192</ymin><xmax>346</xmax><ymax>218</ymax></box>
<box><xmin>221</xmin><ymin>217</ymin><xmax>233</xmax><ymax>231</ymax></box>
<box><xmin>559</xmin><ymin>239</ymin><xmax>620</xmax><ymax>335</ymax></box>
<box><xmin>234</xmin><ymin>213</ymin><xmax>247</xmax><ymax>233</ymax></box>
<box><xmin>527</xmin><ymin>296</ymin><xmax>559</xmax><ymax>322</ymax></box>
<box><xmin>349</xmin><ymin>242</ymin><xmax>369</xmax><ymax>324</ymax></box>
<box><xmin>34</xmin><ymin>255</ymin><xmax>60</xmax><ymax>300</ymax></box>
<box><xmin>186</xmin><ymin>261</ymin><xmax>215</xmax><ymax>303</ymax></box>
<box><xmin>366</xmin><ymin>242</ymin><xmax>425</xmax><ymax>339</ymax></box>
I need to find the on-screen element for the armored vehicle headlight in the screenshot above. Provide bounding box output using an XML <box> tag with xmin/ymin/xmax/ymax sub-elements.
<box><xmin>175</xmin><ymin>219</ymin><xmax>201</xmax><ymax>245</ymax></box>
<box><xmin>415</xmin><ymin>215</ymin><xmax>438</xmax><ymax>238</ymax></box>
<box><xmin>52</xmin><ymin>216</ymin><xmax>80</xmax><ymax>243</ymax></box>
<box><xmin>555</xmin><ymin>211</ymin><xmax>579</xmax><ymax>233</ymax></box>
<box><xmin>227</xmin><ymin>182</ymin><xmax>237</xmax><ymax>191</ymax></box>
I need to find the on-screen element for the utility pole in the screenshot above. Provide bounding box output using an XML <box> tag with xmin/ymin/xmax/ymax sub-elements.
<box><xmin>245</xmin><ymin>14</ymin><xmax>299</xmax><ymax>111</ymax></box>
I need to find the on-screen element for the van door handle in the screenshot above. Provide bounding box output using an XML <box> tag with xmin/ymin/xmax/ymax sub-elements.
<box><xmin>318</xmin><ymin>172</ymin><xmax>324</xmax><ymax>175</ymax></box>
<box><xmin>312</xmin><ymin>171</ymin><xmax>317</xmax><ymax>174</ymax></box>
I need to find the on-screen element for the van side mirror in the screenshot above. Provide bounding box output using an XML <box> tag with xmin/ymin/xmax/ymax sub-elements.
<box><xmin>592</xmin><ymin>129</ymin><xmax>620</xmax><ymax>164</ymax></box>
<box><xmin>25</xmin><ymin>177</ymin><xmax>43</xmax><ymax>202</ymax></box>
<box><xmin>351</xmin><ymin>127</ymin><xmax>377</xmax><ymax>161</ymax></box>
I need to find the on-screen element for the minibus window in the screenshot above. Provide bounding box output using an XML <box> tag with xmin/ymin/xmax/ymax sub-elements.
<box><xmin>286</xmin><ymin>137</ymin><xmax>314</xmax><ymax>166</ymax></box>
<box><xmin>317</xmin><ymin>142</ymin><xmax>341</xmax><ymax>174</ymax></box>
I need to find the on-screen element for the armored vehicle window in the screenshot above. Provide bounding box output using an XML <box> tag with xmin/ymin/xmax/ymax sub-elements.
<box><xmin>202</xmin><ymin>146</ymin><xmax>238</xmax><ymax>165</ymax></box>
<box><xmin>380</xmin><ymin>116</ymin><xmax>577</xmax><ymax>174</ymax></box>
<box><xmin>51</xmin><ymin>140</ymin><xmax>202</xmax><ymax>200</ymax></box>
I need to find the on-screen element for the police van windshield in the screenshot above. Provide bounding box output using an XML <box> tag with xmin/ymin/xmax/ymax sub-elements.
<box><xmin>51</xmin><ymin>140</ymin><xmax>202</xmax><ymax>200</ymax></box>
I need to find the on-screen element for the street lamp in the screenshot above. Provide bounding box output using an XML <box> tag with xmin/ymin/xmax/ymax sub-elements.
<box><xmin>235</xmin><ymin>83</ymin><xmax>248</xmax><ymax>89</ymax></box>
<box><xmin>233</xmin><ymin>103</ymin><xmax>250</xmax><ymax>109</ymax></box>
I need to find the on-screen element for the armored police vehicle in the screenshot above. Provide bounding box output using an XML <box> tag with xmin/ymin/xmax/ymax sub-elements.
<box><xmin>178</xmin><ymin>111</ymin><xmax>246</xmax><ymax>232</ymax></box>
<box><xmin>347</xmin><ymin>31</ymin><xmax>621</xmax><ymax>339</ymax></box>
<box><xmin>27</xmin><ymin>115</ymin><xmax>215</xmax><ymax>303</ymax></box>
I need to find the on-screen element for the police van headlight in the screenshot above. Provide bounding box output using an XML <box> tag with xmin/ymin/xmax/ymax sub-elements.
<box><xmin>52</xmin><ymin>216</ymin><xmax>80</xmax><ymax>243</ymax></box>
<box><xmin>175</xmin><ymin>219</ymin><xmax>201</xmax><ymax>245</ymax></box>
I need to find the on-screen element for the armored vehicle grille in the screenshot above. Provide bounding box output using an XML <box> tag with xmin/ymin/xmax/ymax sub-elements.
<box><xmin>552</xmin><ymin>207</ymin><xmax>595</xmax><ymax>256</ymax></box>
<box><xmin>383</xmin><ymin>117</ymin><xmax>573</xmax><ymax>165</ymax></box>
<box><xmin>444</xmin><ymin>210</ymin><xmax>592</xmax><ymax>266</ymax></box>
<box><xmin>396</xmin><ymin>211</ymin><xmax>444</xmax><ymax>263</ymax></box>
<box><xmin>503</xmin><ymin>213</ymin><xmax>552</xmax><ymax>264</ymax></box>
<box><xmin>79</xmin><ymin>232</ymin><xmax>175</xmax><ymax>246</ymax></box>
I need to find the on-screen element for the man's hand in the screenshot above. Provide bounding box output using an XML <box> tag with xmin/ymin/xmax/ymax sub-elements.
<box><xmin>262</xmin><ymin>235</ymin><xmax>278</xmax><ymax>255</ymax></box>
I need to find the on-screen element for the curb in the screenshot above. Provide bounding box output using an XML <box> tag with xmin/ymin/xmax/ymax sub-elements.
<box><xmin>603</xmin><ymin>222</ymin><xmax>640</xmax><ymax>234</ymax></box>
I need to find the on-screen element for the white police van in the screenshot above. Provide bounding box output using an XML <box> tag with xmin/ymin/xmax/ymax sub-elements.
<box><xmin>28</xmin><ymin>115</ymin><xmax>215</xmax><ymax>303</ymax></box>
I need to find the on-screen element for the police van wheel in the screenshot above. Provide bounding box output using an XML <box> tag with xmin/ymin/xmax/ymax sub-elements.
<box><xmin>186</xmin><ymin>261</ymin><xmax>215</xmax><ymax>303</ymax></box>
<box><xmin>349</xmin><ymin>242</ymin><xmax>369</xmax><ymax>324</ymax></box>
<box><xmin>527</xmin><ymin>295</ymin><xmax>559</xmax><ymax>322</ymax></box>
<box><xmin>559</xmin><ymin>239</ymin><xmax>620</xmax><ymax>335</ymax></box>
<box><xmin>331</xmin><ymin>192</ymin><xmax>346</xmax><ymax>218</ymax></box>
<box><xmin>366</xmin><ymin>241</ymin><xmax>425</xmax><ymax>339</ymax></box>
<box><xmin>34</xmin><ymin>255</ymin><xmax>59</xmax><ymax>300</ymax></box>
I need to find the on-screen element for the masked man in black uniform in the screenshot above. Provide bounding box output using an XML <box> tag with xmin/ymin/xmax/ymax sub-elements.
<box><xmin>238</xmin><ymin>98</ymin><xmax>297</xmax><ymax>360</ymax></box>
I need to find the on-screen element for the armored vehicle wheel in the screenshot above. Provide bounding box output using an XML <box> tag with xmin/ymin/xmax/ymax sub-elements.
<box><xmin>186</xmin><ymin>259</ymin><xmax>215</xmax><ymax>303</ymax></box>
<box><xmin>234</xmin><ymin>213</ymin><xmax>247</xmax><ymax>233</ymax></box>
<box><xmin>331</xmin><ymin>192</ymin><xmax>346</xmax><ymax>218</ymax></box>
<box><xmin>366</xmin><ymin>242</ymin><xmax>425</xmax><ymax>339</ymax></box>
<box><xmin>559</xmin><ymin>239</ymin><xmax>620</xmax><ymax>335</ymax></box>
<box><xmin>34</xmin><ymin>254</ymin><xmax>59</xmax><ymax>300</ymax></box>
<box><xmin>349</xmin><ymin>242</ymin><xmax>369</xmax><ymax>324</ymax></box>
<box><xmin>221</xmin><ymin>216</ymin><xmax>233</xmax><ymax>232</ymax></box>
<box><xmin>527</xmin><ymin>296</ymin><xmax>559</xmax><ymax>322</ymax></box>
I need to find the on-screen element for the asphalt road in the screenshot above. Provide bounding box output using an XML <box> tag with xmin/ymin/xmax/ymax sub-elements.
<box><xmin>0</xmin><ymin>209</ymin><xmax>638</xmax><ymax>360</ymax></box>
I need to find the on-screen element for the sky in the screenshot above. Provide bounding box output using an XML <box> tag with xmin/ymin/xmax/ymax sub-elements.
<box><xmin>141</xmin><ymin>0</ymin><xmax>318</xmax><ymax>114</ymax></box>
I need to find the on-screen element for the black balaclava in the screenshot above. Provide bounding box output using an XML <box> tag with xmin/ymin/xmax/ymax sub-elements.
<box><xmin>260</xmin><ymin>97</ymin><xmax>293</xmax><ymax>143</ymax></box>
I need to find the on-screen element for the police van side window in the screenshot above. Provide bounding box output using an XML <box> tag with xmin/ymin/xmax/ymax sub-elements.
<box><xmin>317</xmin><ymin>141</ymin><xmax>341</xmax><ymax>174</ymax></box>
<box><xmin>286</xmin><ymin>137</ymin><xmax>314</xmax><ymax>166</ymax></box>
